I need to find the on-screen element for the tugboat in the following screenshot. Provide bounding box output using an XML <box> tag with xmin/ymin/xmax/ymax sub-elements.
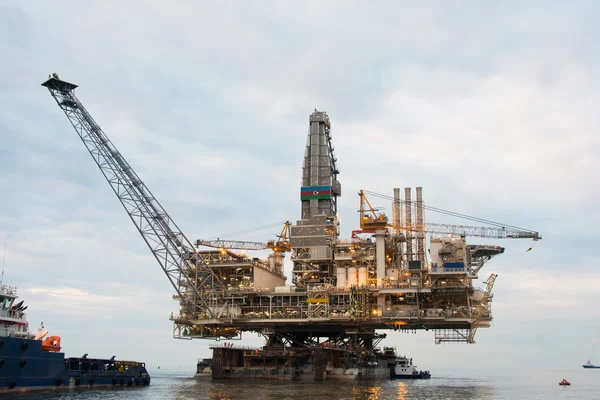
<box><xmin>0</xmin><ymin>284</ymin><xmax>151</xmax><ymax>393</ymax></box>
<box><xmin>390</xmin><ymin>354</ymin><xmax>431</xmax><ymax>379</ymax></box>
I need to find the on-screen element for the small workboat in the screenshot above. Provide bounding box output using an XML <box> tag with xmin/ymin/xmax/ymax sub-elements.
<box><xmin>390</xmin><ymin>355</ymin><xmax>431</xmax><ymax>380</ymax></box>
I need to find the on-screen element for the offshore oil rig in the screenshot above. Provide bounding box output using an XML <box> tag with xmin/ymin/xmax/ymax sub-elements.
<box><xmin>42</xmin><ymin>74</ymin><xmax>540</xmax><ymax>380</ymax></box>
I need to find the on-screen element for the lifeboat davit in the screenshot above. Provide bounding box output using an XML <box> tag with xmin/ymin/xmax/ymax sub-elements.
<box><xmin>41</xmin><ymin>335</ymin><xmax>61</xmax><ymax>352</ymax></box>
<box><xmin>559</xmin><ymin>378</ymin><xmax>571</xmax><ymax>386</ymax></box>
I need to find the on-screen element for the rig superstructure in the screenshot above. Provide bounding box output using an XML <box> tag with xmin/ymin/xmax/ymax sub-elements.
<box><xmin>43</xmin><ymin>74</ymin><xmax>540</xmax><ymax>380</ymax></box>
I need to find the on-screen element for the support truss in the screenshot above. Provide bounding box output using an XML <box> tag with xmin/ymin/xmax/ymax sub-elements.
<box><xmin>434</xmin><ymin>328</ymin><xmax>475</xmax><ymax>344</ymax></box>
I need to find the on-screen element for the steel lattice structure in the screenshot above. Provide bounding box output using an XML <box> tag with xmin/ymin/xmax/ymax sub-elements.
<box><xmin>42</xmin><ymin>76</ymin><xmax>224</xmax><ymax>320</ymax></box>
<box><xmin>42</xmin><ymin>75</ymin><xmax>541</xmax><ymax>350</ymax></box>
<box><xmin>196</xmin><ymin>239</ymin><xmax>268</xmax><ymax>250</ymax></box>
<box><xmin>364</xmin><ymin>190</ymin><xmax>541</xmax><ymax>241</ymax></box>
<box><xmin>402</xmin><ymin>222</ymin><xmax>540</xmax><ymax>239</ymax></box>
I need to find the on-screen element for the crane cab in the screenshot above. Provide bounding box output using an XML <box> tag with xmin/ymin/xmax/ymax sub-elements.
<box><xmin>360</xmin><ymin>213</ymin><xmax>389</xmax><ymax>230</ymax></box>
<box><xmin>359</xmin><ymin>190</ymin><xmax>389</xmax><ymax>230</ymax></box>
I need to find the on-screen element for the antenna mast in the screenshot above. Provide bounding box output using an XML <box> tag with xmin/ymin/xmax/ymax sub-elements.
<box><xmin>1</xmin><ymin>232</ymin><xmax>6</xmax><ymax>286</ymax></box>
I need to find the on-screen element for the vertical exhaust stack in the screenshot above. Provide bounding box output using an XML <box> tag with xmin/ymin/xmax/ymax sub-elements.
<box><xmin>392</xmin><ymin>188</ymin><xmax>403</xmax><ymax>269</ymax></box>
<box><xmin>416</xmin><ymin>186</ymin><xmax>425</xmax><ymax>264</ymax></box>
<box><xmin>393</xmin><ymin>188</ymin><xmax>401</xmax><ymax>237</ymax></box>
<box><xmin>404</xmin><ymin>187</ymin><xmax>413</xmax><ymax>263</ymax></box>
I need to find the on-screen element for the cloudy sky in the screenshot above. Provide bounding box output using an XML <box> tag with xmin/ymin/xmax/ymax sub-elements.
<box><xmin>1</xmin><ymin>1</ymin><xmax>599</xmax><ymax>373</ymax></box>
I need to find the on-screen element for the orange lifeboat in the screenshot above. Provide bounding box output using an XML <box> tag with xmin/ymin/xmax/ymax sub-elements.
<box><xmin>41</xmin><ymin>336</ymin><xmax>61</xmax><ymax>352</ymax></box>
<box><xmin>559</xmin><ymin>378</ymin><xmax>571</xmax><ymax>386</ymax></box>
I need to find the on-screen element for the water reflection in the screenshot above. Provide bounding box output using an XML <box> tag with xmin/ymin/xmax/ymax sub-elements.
<box><xmin>396</xmin><ymin>381</ymin><xmax>409</xmax><ymax>399</ymax></box>
<box><xmin>165</xmin><ymin>375</ymin><xmax>495</xmax><ymax>400</ymax></box>
<box><xmin>349</xmin><ymin>384</ymin><xmax>383</xmax><ymax>400</ymax></box>
<box><xmin>16</xmin><ymin>371</ymin><xmax>598</xmax><ymax>400</ymax></box>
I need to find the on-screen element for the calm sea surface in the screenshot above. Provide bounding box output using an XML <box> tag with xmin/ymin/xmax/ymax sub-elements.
<box><xmin>9</xmin><ymin>368</ymin><xmax>599</xmax><ymax>399</ymax></box>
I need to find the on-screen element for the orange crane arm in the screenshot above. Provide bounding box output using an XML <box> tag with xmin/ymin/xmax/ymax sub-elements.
<box><xmin>358</xmin><ymin>191</ymin><xmax>389</xmax><ymax>230</ymax></box>
<box><xmin>196</xmin><ymin>222</ymin><xmax>291</xmax><ymax>252</ymax></box>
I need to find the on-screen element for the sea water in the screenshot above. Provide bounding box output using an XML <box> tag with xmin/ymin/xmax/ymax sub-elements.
<box><xmin>8</xmin><ymin>367</ymin><xmax>599</xmax><ymax>399</ymax></box>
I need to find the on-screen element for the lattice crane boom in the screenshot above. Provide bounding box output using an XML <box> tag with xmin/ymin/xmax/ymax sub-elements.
<box><xmin>361</xmin><ymin>190</ymin><xmax>541</xmax><ymax>240</ymax></box>
<box><xmin>397</xmin><ymin>222</ymin><xmax>540</xmax><ymax>240</ymax></box>
<box><xmin>196</xmin><ymin>222</ymin><xmax>291</xmax><ymax>253</ymax></box>
<box><xmin>42</xmin><ymin>75</ymin><xmax>224</xmax><ymax>319</ymax></box>
<box><xmin>484</xmin><ymin>273</ymin><xmax>498</xmax><ymax>297</ymax></box>
<box><xmin>196</xmin><ymin>239</ymin><xmax>268</xmax><ymax>250</ymax></box>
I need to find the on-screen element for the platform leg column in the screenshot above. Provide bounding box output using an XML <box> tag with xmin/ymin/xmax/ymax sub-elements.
<box><xmin>313</xmin><ymin>349</ymin><xmax>327</xmax><ymax>381</ymax></box>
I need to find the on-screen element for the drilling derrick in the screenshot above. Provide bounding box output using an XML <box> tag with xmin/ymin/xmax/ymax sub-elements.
<box><xmin>290</xmin><ymin>110</ymin><xmax>341</xmax><ymax>287</ymax></box>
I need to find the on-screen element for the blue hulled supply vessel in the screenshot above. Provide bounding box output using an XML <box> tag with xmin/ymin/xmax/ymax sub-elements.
<box><xmin>0</xmin><ymin>284</ymin><xmax>150</xmax><ymax>393</ymax></box>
